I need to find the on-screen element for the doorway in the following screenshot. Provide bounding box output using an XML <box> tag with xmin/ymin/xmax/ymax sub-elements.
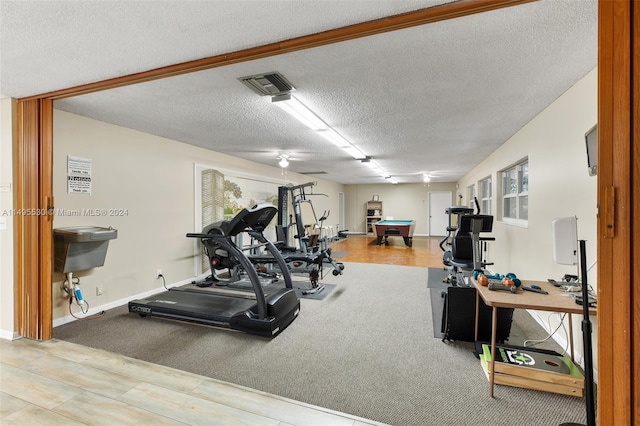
<box><xmin>428</xmin><ymin>191</ymin><xmax>452</xmax><ymax>237</ymax></box>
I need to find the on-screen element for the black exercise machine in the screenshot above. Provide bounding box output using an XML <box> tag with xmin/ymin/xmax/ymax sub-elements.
<box><xmin>446</xmin><ymin>198</ymin><xmax>494</xmax><ymax>287</ymax></box>
<box><xmin>195</xmin><ymin>221</ymin><xmax>279</xmax><ymax>288</ymax></box>
<box><xmin>128</xmin><ymin>204</ymin><xmax>300</xmax><ymax>337</ymax></box>
<box><xmin>437</xmin><ymin>198</ymin><xmax>513</xmax><ymax>343</ymax></box>
<box><xmin>439</xmin><ymin>205</ymin><xmax>474</xmax><ymax>284</ymax></box>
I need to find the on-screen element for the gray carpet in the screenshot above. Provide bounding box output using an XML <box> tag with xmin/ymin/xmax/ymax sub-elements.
<box><xmin>54</xmin><ymin>263</ymin><xmax>587</xmax><ymax>426</ymax></box>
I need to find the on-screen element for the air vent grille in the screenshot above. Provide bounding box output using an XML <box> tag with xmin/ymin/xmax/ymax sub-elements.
<box><xmin>238</xmin><ymin>72</ymin><xmax>296</xmax><ymax>96</ymax></box>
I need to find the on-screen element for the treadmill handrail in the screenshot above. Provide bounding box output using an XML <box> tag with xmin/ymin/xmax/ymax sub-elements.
<box><xmin>211</xmin><ymin>235</ymin><xmax>269</xmax><ymax>319</ymax></box>
<box><xmin>188</xmin><ymin>226</ymin><xmax>270</xmax><ymax>319</ymax></box>
<box><xmin>187</xmin><ymin>232</ymin><xmax>225</xmax><ymax>239</ymax></box>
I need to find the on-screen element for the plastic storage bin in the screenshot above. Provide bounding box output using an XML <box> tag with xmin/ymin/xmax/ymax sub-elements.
<box><xmin>54</xmin><ymin>226</ymin><xmax>118</xmax><ymax>273</ymax></box>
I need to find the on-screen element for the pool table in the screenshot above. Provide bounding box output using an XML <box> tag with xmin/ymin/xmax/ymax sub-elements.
<box><xmin>373</xmin><ymin>219</ymin><xmax>416</xmax><ymax>247</ymax></box>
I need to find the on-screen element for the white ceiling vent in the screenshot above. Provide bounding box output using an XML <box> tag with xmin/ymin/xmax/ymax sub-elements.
<box><xmin>238</xmin><ymin>72</ymin><xmax>296</xmax><ymax>96</ymax></box>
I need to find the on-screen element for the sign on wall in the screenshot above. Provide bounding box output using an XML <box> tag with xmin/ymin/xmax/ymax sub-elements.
<box><xmin>67</xmin><ymin>155</ymin><xmax>92</xmax><ymax>194</ymax></box>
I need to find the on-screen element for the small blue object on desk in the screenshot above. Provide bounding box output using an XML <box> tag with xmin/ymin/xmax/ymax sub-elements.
<box><xmin>522</xmin><ymin>285</ymin><xmax>549</xmax><ymax>294</ymax></box>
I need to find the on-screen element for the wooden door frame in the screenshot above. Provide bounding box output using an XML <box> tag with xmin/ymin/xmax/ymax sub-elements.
<box><xmin>11</xmin><ymin>0</ymin><xmax>636</xmax><ymax>423</ymax></box>
<box><xmin>596</xmin><ymin>1</ymin><xmax>637</xmax><ymax>424</ymax></box>
<box><xmin>14</xmin><ymin>99</ymin><xmax>54</xmax><ymax>340</ymax></box>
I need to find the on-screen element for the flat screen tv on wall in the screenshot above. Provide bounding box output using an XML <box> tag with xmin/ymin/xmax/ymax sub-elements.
<box><xmin>585</xmin><ymin>124</ymin><xmax>597</xmax><ymax>176</ymax></box>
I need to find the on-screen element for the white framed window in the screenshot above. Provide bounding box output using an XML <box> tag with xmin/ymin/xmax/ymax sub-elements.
<box><xmin>467</xmin><ymin>184</ymin><xmax>475</xmax><ymax>209</ymax></box>
<box><xmin>501</xmin><ymin>160</ymin><xmax>528</xmax><ymax>225</ymax></box>
<box><xmin>480</xmin><ymin>176</ymin><xmax>492</xmax><ymax>215</ymax></box>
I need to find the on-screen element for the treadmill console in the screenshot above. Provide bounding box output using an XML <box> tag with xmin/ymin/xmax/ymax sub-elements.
<box><xmin>225</xmin><ymin>203</ymin><xmax>277</xmax><ymax>235</ymax></box>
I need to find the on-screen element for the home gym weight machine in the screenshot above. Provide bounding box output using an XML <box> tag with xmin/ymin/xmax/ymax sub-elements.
<box><xmin>275</xmin><ymin>182</ymin><xmax>344</xmax><ymax>293</ymax></box>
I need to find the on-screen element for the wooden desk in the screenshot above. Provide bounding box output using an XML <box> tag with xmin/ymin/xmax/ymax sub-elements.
<box><xmin>471</xmin><ymin>278</ymin><xmax>597</xmax><ymax>397</ymax></box>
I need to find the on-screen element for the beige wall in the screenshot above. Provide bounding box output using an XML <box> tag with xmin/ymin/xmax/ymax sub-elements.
<box><xmin>51</xmin><ymin>110</ymin><xmax>344</xmax><ymax>323</ymax></box>
<box><xmin>344</xmin><ymin>182</ymin><xmax>457</xmax><ymax>236</ymax></box>
<box><xmin>457</xmin><ymin>68</ymin><xmax>598</xmax><ymax>369</ymax></box>
<box><xmin>0</xmin><ymin>98</ymin><xmax>16</xmax><ymax>339</ymax></box>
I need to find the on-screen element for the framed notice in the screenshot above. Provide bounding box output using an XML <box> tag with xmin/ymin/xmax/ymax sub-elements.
<box><xmin>372</xmin><ymin>194</ymin><xmax>379</xmax><ymax>201</ymax></box>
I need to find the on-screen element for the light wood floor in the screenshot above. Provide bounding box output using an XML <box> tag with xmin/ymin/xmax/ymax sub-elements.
<box><xmin>1</xmin><ymin>338</ymin><xmax>385</xmax><ymax>426</ymax></box>
<box><xmin>329</xmin><ymin>234</ymin><xmax>445</xmax><ymax>268</ymax></box>
<box><xmin>1</xmin><ymin>235</ymin><xmax>443</xmax><ymax>426</ymax></box>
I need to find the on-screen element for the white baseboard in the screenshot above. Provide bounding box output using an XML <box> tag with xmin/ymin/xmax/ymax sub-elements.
<box><xmin>0</xmin><ymin>329</ymin><xmax>21</xmax><ymax>341</ymax></box>
<box><xmin>53</xmin><ymin>274</ymin><xmax>208</xmax><ymax>328</ymax></box>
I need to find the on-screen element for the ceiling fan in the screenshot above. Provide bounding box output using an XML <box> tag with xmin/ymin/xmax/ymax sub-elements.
<box><xmin>278</xmin><ymin>154</ymin><xmax>291</xmax><ymax>168</ymax></box>
<box><xmin>276</xmin><ymin>152</ymin><xmax>306</xmax><ymax>168</ymax></box>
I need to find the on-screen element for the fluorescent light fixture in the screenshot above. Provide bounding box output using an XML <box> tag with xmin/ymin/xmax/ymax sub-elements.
<box><xmin>272</xmin><ymin>94</ymin><xmax>327</xmax><ymax>131</ymax></box>
<box><xmin>362</xmin><ymin>158</ymin><xmax>389</xmax><ymax>178</ymax></box>
<box><xmin>271</xmin><ymin>93</ymin><xmax>372</xmax><ymax>163</ymax></box>
<box><xmin>318</xmin><ymin>129</ymin><xmax>350</xmax><ymax>148</ymax></box>
<box><xmin>341</xmin><ymin>146</ymin><xmax>367</xmax><ymax>160</ymax></box>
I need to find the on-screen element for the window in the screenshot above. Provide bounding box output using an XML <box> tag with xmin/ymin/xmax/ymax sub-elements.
<box><xmin>501</xmin><ymin>160</ymin><xmax>528</xmax><ymax>224</ymax></box>
<box><xmin>467</xmin><ymin>184</ymin><xmax>475</xmax><ymax>208</ymax></box>
<box><xmin>480</xmin><ymin>177</ymin><xmax>492</xmax><ymax>215</ymax></box>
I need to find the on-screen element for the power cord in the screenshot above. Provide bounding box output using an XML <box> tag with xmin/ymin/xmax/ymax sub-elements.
<box><xmin>523</xmin><ymin>312</ymin><xmax>569</xmax><ymax>356</ymax></box>
<box><xmin>61</xmin><ymin>275</ymin><xmax>105</xmax><ymax>320</ymax></box>
<box><xmin>159</xmin><ymin>273</ymin><xmax>168</xmax><ymax>290</ymax></box>
<box><xmin>68</xmin><ymin>296</ymin><xmax>105</xmax><ymax>320</ymax></box>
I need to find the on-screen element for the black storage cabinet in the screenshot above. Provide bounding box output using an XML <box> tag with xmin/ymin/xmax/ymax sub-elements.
<box><xmin>441</xmin><ymin>286</ymin><xmax>513</xmax><ymax>343</ymax></box>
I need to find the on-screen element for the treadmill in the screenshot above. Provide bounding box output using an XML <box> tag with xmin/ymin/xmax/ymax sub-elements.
<box><xmin>128</xmin><ymin>204</ymin><xmax>300</xmax><ymax>337</ymax></box>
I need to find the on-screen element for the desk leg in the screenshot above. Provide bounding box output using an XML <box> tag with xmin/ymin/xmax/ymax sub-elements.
<box><xmin>490</xmin><ymin>306</ymin><xmax>498</xmax><ymax>398</ymax></box>
<box><xmin>474</xmin><ymin>291</ymin><xmax>480</xmax><ymax>341</ymax></box>
<box><xmin>568</xmin><ymin>314</ymin><xmax>575</xmax><ymax>363</ymax></box>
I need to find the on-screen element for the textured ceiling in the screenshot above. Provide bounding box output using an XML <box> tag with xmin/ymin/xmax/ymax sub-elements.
<box><xmin>0</xmin><ymin>0</ymin><xmax>598</xmax><ymax>184</ymax></box>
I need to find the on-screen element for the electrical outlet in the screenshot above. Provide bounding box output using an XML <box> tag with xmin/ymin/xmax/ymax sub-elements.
<box><xmin>96</xmin><ymin>285</ymin><xmax>103</xmax><ymax>296</ymax></box>
<box><xmin>157</xmin><ymin>269</ymin><xmax>163</xmax><ymax>278</ymax></box>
